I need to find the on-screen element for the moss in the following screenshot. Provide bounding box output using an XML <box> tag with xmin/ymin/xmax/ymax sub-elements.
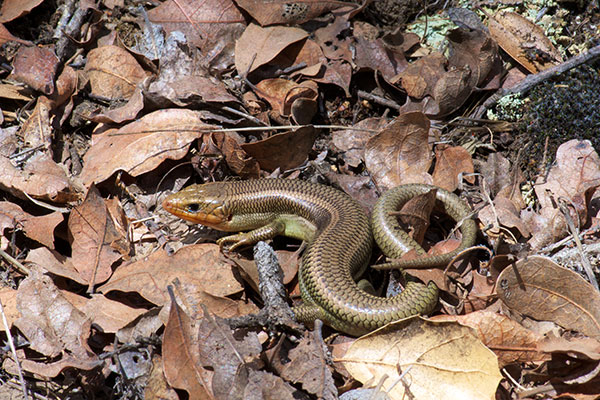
<box><xmin>509</xmin><ymin>63</ymin><xmax>600</xmax><ymax>176</ymax></box>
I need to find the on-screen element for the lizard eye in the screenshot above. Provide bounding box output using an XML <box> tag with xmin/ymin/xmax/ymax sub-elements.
<box><xmin>187</xmin><ymin>203</ymin><xmax>200</xmax><ymax>213</ymax></box>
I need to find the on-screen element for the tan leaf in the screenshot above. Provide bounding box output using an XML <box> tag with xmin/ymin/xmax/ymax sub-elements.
<box><xmin>19</xmin><ymin>99</ymin><xmax>52</xmax><ymax>150</ymax></box>
<box><xmin>0</xmin><ymin>153</ymin><xmax>78</xmax><ymax>203</ymax></box>
<box><xmin>0</xmin><ymin>201</ymin><xmax>62</xmax><ymax>249</ymax></box>
<box><xmin>488</xmin><ymin>11</ymin><xmax>562</xmax><ymax>73</ymax></box>
<box><xmin>79</xmin><ymin>108</ymin><xmax>216</xmax><ymax>186</ymax></box>
<box><xmin>212</xmin><ymin>132</ymin><xmax>260</xmax><ymax>178</ymax></box>
<box><xmin>0</xmin><ymin>23</ymin><xmax>32</xmax><ymax>46</ymax></box>
<box><xmin>236</xmin><ymin>0</ymin><xmax>357</xmax><ymax>26</ymax></box>
<box><xmin>62</xmin><ymin>292</ymin><xmax>146</xmax><ymax>333</ymax></box>
<box><xmin>496</xmin><ymin>255</ymin><xmax>600</xmax><ymax>340</ymax></box>
<box><xmin>10</xmin><ymin>45</ymin><xmax>59</xmax><ymax>95</ymax></box>
<box><xmin>432</xmin><ymin>145</ymin><xmax>475</xmax><ymax>191</ymax></box>
<box><xmin>235</xmin><ymin>23</ymin><xmax>309</xmax><ymax>75</ymax></box>
<box><xmin>144</xmin><ymin>355</ymin><xmax>180</xmax><ymax>400</ymax></box>
<box><xmin>365</xmin><ymin>112</ymin><xmax>432</xmax><ymax>190</ymax></box>
<box><xmin>330</xmin><ymin>117</ymin><xmax>387</xmax><ymax>168</ymax></box>
<box><xmin>0</xmin><ymin>0</ymin><xmax>43</xmax><ymax>22</ymax></box>
<box><xmin>393</xmin><ymin>52</ymin><xmax>447</xmax><ymax>98</ymax></box>
<box><xmin>15</xmin><ymin>267</ymin><xmax>97</xmax><ymax>362</ymax></box>
<box><xmin>85</xmin><ymin>45</ymin><xmax>149</xmax><ymax>99</ymax></box>
<box><xmin>434</xmin><ymin>311</ymin><xmax>550</xmax><ymax>367</ymax></box>
<box><xmin>69</xmin><ymin>184</ymin><xmax>125</xmax><ymax>286</ymax></box>
<box><xmin>98</xmin><ymin>245</ymin><xmax>249</xmax><ymax>319</ymax></box>
<box><xmin>242</xmin><ymin>126</ymin><xmax>318</xmax><ymax>172</ymax></box>
<box><xmin>26</xmin><ymin>247</ymin><xmax>88</xmax><ymax>285</ymax></box>
<box><xmin>0</xmin><ymin>288</ymin><xmax>19</xmax><ymax>327</ymax></box>
<box><xmin>162</xmin><ymin>295</ymin><xmax>212</xmax><ymax>398</ymax></box>
<box><xmin>147</xmin><ymin>0</ymin><xmax>245</xmax><ymax>64</ymax></box>
<box><xmin>340</xmin><ymin>317</ymin><xmax>502</xmax><ymax>400</ymax></box>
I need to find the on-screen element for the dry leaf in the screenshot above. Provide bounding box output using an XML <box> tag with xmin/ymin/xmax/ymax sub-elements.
<box><xmin>496</xmin><ymin>255</ymin><xmax>600</xmax><ymax>340</ymax></box>
<box><xmin>365</xmin><ymin>112</ymin><xmax>433</xmax><ymax>190</ymax></box>
<box><xmin>340</xmin><ymin>317</ymin><xmax>502</xmax><ymax>400</ymax></box>
<box><xmin>432</xmin><ymin>145</ymin><xmax>474</xmax><ymax>191</ymax></box>
<box><xmin>0</xmin><ymin>0</ymin><xmax>43</xmax><ymax>22</ymax></box>
<box><xmin>488</xmin><ymin>11</ymin><xmax>562</xmax><ymax>73</ymax></box>
<box><xmin>10</xmin><ymin>45</ymin><xmax>59</xmax><ymax>95</ymax></box>
<box><xmin>241</xmin><ymin>126</ymin><xmax>318</xmax><ymax>172</ymax></box>
<box><xmin>331</xmin><ymin>117</ymin><xmax>387</xmax><ymax>168</ymax></box>
<box><xmin>434</xmin><ymin>311</ymin><xmax>550</xmax><ymax>367</ymax></box>
<box><xmin>162</xmin><ymin>295</ymin><xmax>211</xmax><ymax>398</ymax></box>
<box><xmin>80</xmin><ymin>108</ymin><xmax>216</xmax><ymax>186</ymax></box>
<box><xmin>69</xmin><ymin>184</ymin><xmax>125</xmax><ymax>286</ymax></box>
<box><xmin>0</xmin><ymin>201</ymin><xmax>62</xmax><ymax>249</ymax></box>
<box><xmin>235</xmin><ymin>23</ymin><xmax>309</xmax><ymax>75</ymax></box>
<box><xmin>85</xmin><ymin>45</ymin><xmax>149</xmax><ymax>100</ymax></box>
<box><xmin>236</xmin><ymin>0</ymin><xmax>356</xmax><ymax>26</ymax></box>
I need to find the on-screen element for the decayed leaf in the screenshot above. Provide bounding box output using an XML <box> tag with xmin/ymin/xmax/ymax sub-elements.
<box><xmin>79</xmin><ymin>108</ymin><xmax>217</xmax><ymax>186</ymax></box>
<box><xmin>148</xmin><ymin>0</ymin><xmax>245</xmax><ymax>67</ymax></box>
<box><xmin>62</xmin><ymin>292</ymin><xmax>146</xmax><ymax>333</ymax></box>
<box><xmin>235</xmin><ymin>23</ymin><xmax>309</xmax><ymax>75</ymax></box>
<box><xmin>14</xmin><ymin>267</ymin><xmax>99</xmax><ymax>370</ymax></box>
<box><xmin>488</xmin><ymin>11</ymin><xmax>562</xmax><ymax>73</ymax></box>
<box><xmin>496</xmin><ymin>255</ymin><xmax>600</xmax><ymax>340</ymax></box>
<box><xmin>85</xmin><ymin>45</ymin><xmax>149</xmax><ymax>100</ymax></box>
<box><xmin>365</xmin><ymin>112</ymin><xmax>432</xmax><ymax>190</ymax></box>
<box><xmin>236</xmin><ymin>0</ymin><xmax>356</xmax><ymax>26</ymax></box>
<box><xmin>528</xmin><ymin>140</ymin><xmax>600</xmax><ymax>249</ymax></box>
<box><xmin>162</xmin><ymin>294</ymin><xmax>212</xmax><ymax>398</ymax></box>
<box><xmin>340</xmin><ymin>317</ymin><xmax>502</xmax><ymax>400</ymax></box>
<box><xmin>280</xmin><ymin>332</ymin><xmax>337</xmax><ymax>399</ymax></box>
<box><xmin>432</xmin><ymin>145</ymin><xmax>474</xmax><ymax>191</ymax></box>
<box><xmin>20</xmin><ymin>99</ymin><xmax>52</xmax><ymax>150</ymax></box>
<box><xmin>330</xmin><ymin>117</ymin><xmax>386</xmax><ymax>168</ymax></box>
<box><xmin>353</xmin><ymin>21</ymin><xmax>408</xmax><ymax>81</ymax></box>
<box><xmin>98</xmin><ymin>245</ymin><xmax>250</xmax><ymax>319</ymax></box>
<box><xmin>0</xmin><ymin>0</ymin><xmax>43</xmax><ymax>22</ymax></box>
<box><xmin>0</xmin><ymin>201</ymin><xmax>62</xmax><ymax>249</ymax></box>
<box><xmin>434</xmin><ymin>311</ymin><xmax>550</xmax><ymax>367</ymax></box>
<box><xmin>69</xmin><ymin>184</ymin><xmax>126</xmax><ymax>286</ymax></box>
<box><xmin>241</xmin><ymin>126</ymin><xmax>318</xmax><ymax>172</ymax></box>
<box><xmin>0</xmin><ymin>153</ymin><xmax>78</xmax><ymax>203</ymax></box>
<box><xmin>10</xmin><ymin>45</ymin><xmax>59</xmax><ymax>95</ymax></box>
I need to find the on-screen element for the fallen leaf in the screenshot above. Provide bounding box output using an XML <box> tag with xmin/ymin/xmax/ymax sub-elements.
<box><xmin>330</xmin><ymin>117</ymin><xmax>386</xmax><ymax>168</ymax></box>
<box><xmin>434</xmin><ymin>311</ymin><xmax>550</xmax><ymax>367</ymax></box>
<box><xmin>0</xmin><ymin>0</ymin><xmax>43</xmax><ymax>22</ymax></box>
<box><xmin>0</xmin><ymin>23</ymin><xmax>32</xmax><ymax>46</ymax></box>
<box><xmin>241</xmin><ymin>126</ymin><xmax>318</xmax><ymax>172</ymax></box>
<box><xmin>162</xmin><ymin>294</ymin><xmax>212</xmax><ymax>398</ymax></box>
<box><xmin>432</xmin><ymin>145</ymin><xmax>475</xmax><ymax>191</ymax></box>
<box><xmin>145</xmin><ymin>355</ymin><xmax>180</xmax><ymax>400</ymax></box>
<box><xmin>0</xmin><ymin>288</ymin><xmax>19</xmax><ymax>327</ymax></box>
<box><xmin>69</xmin><ymin>184</ymin><xmax>126</xmax><ymax>286</ymax></box>
<box><xmin>10</xmin><ymin>45</ymin><xmax>59</xmax><ymax>95</ymax></box>
<box><xmin>235</xmin><ymin>23</ymin><xmax>309</xmax><ymax>75</ymax></box>
<box><xmin>85</xmin><ymin>45</ymin><xmax>149</xmax><ymax>100</ymax></box>
<box><xmin>79</xmin><ymin>108</ymin><xmax>217</xmax><ymax>186</ymax></box>
<box><xmin>488</xmin><ymin>11</ymin><xmax>562</xmax><ymax>73</ymax></box>
<box><xmin>496</xmin><ymin>255</ymin><xmax>600</xmax><ymax>340</ymax></box>
<box><xmin>0</xmin><ymin>201</ymin><xmax>63</xmax><ymax>249</ymax></box>
<box><xmin>212</xmin><ymin>132</ymin><xmax>260</xmax><ymax>178</ymax></box>
<box><xmin>340</xmin><ymin>317</ymin><xmax>502</xmax><ymax>400</ymax></box>
<box><xmin>236</xmin><ymin>0</ymin><xmax>356</xmax><ymax>26</ymax></box>
<box><xmin>365</xmin><ymin>112</ymin><xmax>433</xmax><ymax>190</ymax></box>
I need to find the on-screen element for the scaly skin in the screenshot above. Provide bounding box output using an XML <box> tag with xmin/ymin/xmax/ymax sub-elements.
<box><xmin>162</xmin><ymin>179</ymin><xmax>476</xmax><ymax>336</ymax></box>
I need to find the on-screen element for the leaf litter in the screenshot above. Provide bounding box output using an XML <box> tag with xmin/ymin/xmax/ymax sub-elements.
<box><xmin>0</xmin><ymin>0</ymin><xmax>599</xmax><ymax>399</ymax></box>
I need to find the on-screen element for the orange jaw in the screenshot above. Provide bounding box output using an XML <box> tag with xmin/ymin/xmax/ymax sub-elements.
<box><xmin>162</xmin><ymin>196</ymin><xmax>229</xmax><ymax>229</ymax></box>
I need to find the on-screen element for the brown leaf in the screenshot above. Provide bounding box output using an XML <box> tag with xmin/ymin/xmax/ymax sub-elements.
<box><xmin>393</xmin><ymin>52</ymin><xmax>446</xmax><ymax>98</ymax></box>
<box><xmin>538</xmin><ymin>334</ymin><xmax>600</xmax><ymax>361</ymax></box>
<box><xmin>244</xmin><ymin>370</ymin><xmax>295</xmax><ymax>400</ymax></box>
<box><xmin>0</xmin><ymin>23</ymin><xmax>32</xmax><ymax>46</ymax></box>
<box><xmin>432</xmin><ymin>145</ymin><xmax>475</xmax><ymax>191</ymax></box>
<box><xmin>62</xmin><ymin>292</ymin><xmax>145</xmax><ymax>333</ymax></box>
<box><xmin>144</xmin><ymin>355</ymin><xmax>180</xmax><ymax>400</ymax></box>
<box><xmin>353</xmin><ymin>22</ymin><xmax>408</xmax><ymax>81</ymax></box>
<box><xmin>15</xmin><ymin>267</ymin><xmax>98</xmax><ymax>361</ymax></box>
<box><xmin>434</xmin><ymin>311</ymin><xmax>550</xmax><ymax>367</ymax></box>
<box><xmin>235</xmin><ymin>23</ymin><xmax>309</xmax><ymax>75</ymax></box>
<box><xmin>98</xmin><ymin>245</ymin><xmax>249</xmax><ymax>319</ymax></box>
<box><xmin>10</xmin><ymin>45</ymin><xmax>59</xmax><ymax>95</ymax></box>
<box><xmin>197</xmin><ymin>311</ymin><xmax>263</xmax><ymax>400</ymax></box>
<box><xmin>85</xmin><ymin>45</ymin><xmax>148</xmax><ymax>100</ymax></box>
<box><xmin>0</xmin><ymin>153</ymin><xmax>78</xmax><ymax>203</ymax></box>
<box><xmin>148</xmin><ymin>0</ymin><xmax>245</xmax><ymax>68</ymax></box>
<box><xmin>340</xmin><ymin>317</ymin><xmax>502</xmax><ymax>400</ymax></box>
<box><xmin>0</xmin><ymin>288</ymin><xmax>19</xmax><ymax>327</ymax></box>
<box><xmin>0</xmin><ymin>0</ymin><xmax>43</xmax><ymax>22</ymax></box>
<box><xmin>496</xmin><ymin>255</ymin><xmax>600</xmax><ymax>340</ymax></box>
<box><xmin>236</xmin><ymin>0</ymin><xmax>356</xmax><ymax>26</ymax></box>
<box><xmin>79</xmin><ymin>108</ymin><xmax>216</xmax><ymax>186</ymax></box>
<box><xmin>255</xmin><ymin>78</ymin><xmax>317</xmax><ymax>121</ymax></box>
<box><xmin>19</xmin><ymin>99</ymin><xmax>52</xmax><ymax>150</ymax></box>
<box><xmin>241</xmin><ymin>126</ymin><xmax>318</xmax><ymax>172</ymax></box>
<box><xmin>162</xmin><ymin>294</ymin><xmax>212</xmax><ymax>398</ymax></box>
<box><xmin>447</xmin><ymin>27</ymin><xmax>501</xmax><ymax>88</ymax></box>
<box><xmin>330</xmin><ymin>117</ymin><xmax>387</xmax><ymax>168</ymax></box>
<box><xmin>0</xmin><ymin>201</ymin><xmax>62</xmax><ymax>249</ymax></box>
<box><xmin>488</xmin><ymin>11</ymin><xmax>562</xmax><ymax>73</ymax></box>
<box><xmin>26</xmin><ymin>247</ymin><xmax>88</xmax><ymax>285</ymax></box>
<box><xmin>212</xmin><ymin>132</ymin><xmax>260</xmax><ymax>178</ymax></box>
<box><xmin>230</xmin><ymin>249</ymin><xmax>298</xmax><ymax>293</ymax></box>
<box><xmin>69</xmin><ymin>184</ymin><xmax>126</xmax><ymax>286</ymax></box>
<box><xmin>529</xmin><ymin>140</ymin><xmax>600</xmax><ymax>249</ymax></box>
<box><xmin>280</xmin><ymin>332</ymin><xmax>337</xmax><ymax>399</ymax></box>
<box><xmin>313</xmin><ymin>16</ymin><xmax>352</xmax><ymax>62</ymax></box>
<box><xmin>365</xmin><ymin>112</ymin><xmax>432</xmax><ymax>190</ymax></box>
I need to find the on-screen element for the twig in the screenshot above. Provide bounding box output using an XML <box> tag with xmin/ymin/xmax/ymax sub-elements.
<box><xmin>473</xmin><ymin>43</ymin><xmax>600</xmax><ymax>118</ymax></box>
<box><xmin>357</xmin><ymin>90</ymin><xmax>402</xmax><ymax>111</ymax></box>
<box><xmin>0</xmin><ymin>248</ymin><xmax>30</xmax><ymax>275</ymax></box>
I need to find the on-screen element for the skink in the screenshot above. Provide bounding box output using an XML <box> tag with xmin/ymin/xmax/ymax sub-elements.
<box><xmin>162</xmin><ymin>178</ymin><xmax>476</xmax><ymax>336</ymax></box>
